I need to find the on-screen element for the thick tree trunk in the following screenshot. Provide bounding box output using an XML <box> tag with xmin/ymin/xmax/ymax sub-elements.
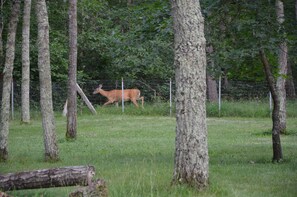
<box><xmin>0</xmin><ymin>166</ymin><xmax>95</xmax><ymax>191</ymax></box>
<box><xmin>36</xmin><ymin>0</ymin><xmax>59</xmax><ymax>161</ymax></box>
<box><xmin>21</xmin><ymin>0</ymin><xmax>31</xmax><ymax>123</ymax></box>
<box><xmin>0</xmin><ymin>0</ymin><xmax>20</xmax><ymax>162</ymax></box>
<box><xmin>66</xmin><ymin>0</ymin><xmax>78</xmax><ymax>139</ymax></box>
<box><xmin>259</xmin><ymin>49</ymin><xmax>283</xmax><ymax>162</ymax></box>
<box><xmin>275</xmin><ymin>0</ymin><xmax>287</xmax><ymax>134</ymax></box>
<box><xmin>171</xmin><ymin>0</ymin><xmax>209</xmax><ymax>190</ymax></box>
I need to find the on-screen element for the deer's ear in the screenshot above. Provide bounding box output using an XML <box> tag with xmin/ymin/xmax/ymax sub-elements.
<box><xmin>98</xmin><ymin>84</ymin><xmax>103</xmax><ymax>89</ymax></box>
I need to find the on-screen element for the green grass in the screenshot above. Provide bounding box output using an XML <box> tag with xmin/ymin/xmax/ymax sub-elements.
<box><xmin>1</xmin><ymin>108</ymin><xmax>297</xmax><ymax>196</ymax></box>
<box><xmin>207</xmin><ymin>99</ymin><xmax>297</xmax><ymax>118</ymax></box>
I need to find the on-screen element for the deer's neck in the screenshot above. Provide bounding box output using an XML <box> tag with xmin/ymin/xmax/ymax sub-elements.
<box><xmin>98</xmin><ymin>89</ymin><xmax>109</xmax><ymax>97</ymax></box>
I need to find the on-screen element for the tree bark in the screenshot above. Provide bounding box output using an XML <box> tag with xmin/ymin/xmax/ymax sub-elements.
<box><xmin>66</xmin><ymin>0</ymin><xmax>78</xmax><ymax>139</ymax></box>
<box><xmin>0</xmin><ymin>166</ymin><xmax>95</xmax><ymax>191</ymax></box>
<box><xmin>206</xmin><ymin>74</ymin><xmax>218</xmax><ymax>102</ymax></box>
<box><xmin>275</xmin><ymin>0</ymin><xmax>287</xmax><ymax>134</ymax></box>
<box><xmin>0</xmin><ymin>0</ymin><xmax>20</xmax><ymax>162</ymax></box>
<box><xmin>0</xmin><ymin>0</ymin><xmax>4</xmax><ymax>68</ymax></box>
<box><xmin>295</xmin><ymin>0</ymin><xmax>297</xmax><ymax>22</ymax></box>
<box><xmin>36</xmin><ymin>0</ymin><xmax>59</xmax><ymax>161</ymax></box>
<box><xmin>127</xmin><ymin>0</ymin><xmax>133</xmax><ymax>6</ymax></box>
<box><xmin>285</xmin><ymin>62</ymin><xmax>296</xmax><ymax>98</ymax></box>
<box><xmin>21</xmin><ymin>0</ymin><xmax>31</xmax><ymax>123</ymax></box>
<box><xmin>171</xmin><ymin>0</ymin><xmax>209</xmax><ymax>190</ymax></box>
<box><xmin>259</xmin><ymin>49</ymin><xmax>283</xmax><ymax>162</ymax></box>
<box><xmin>206</xmin><ymin>45</ymin><xmax>218</xmax><ymax>102</ymax></box>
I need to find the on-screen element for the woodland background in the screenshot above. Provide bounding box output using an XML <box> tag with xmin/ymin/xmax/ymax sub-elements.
<box><xmin>0</xmin><ymin>0</ymin><xmax>296</xmax><ymax>107</ymax></box>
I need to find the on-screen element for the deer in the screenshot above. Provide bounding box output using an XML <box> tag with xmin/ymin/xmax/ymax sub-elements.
<box><xmin>93</xmin><ymin>84</ymin><xmax>144</xmax><ymax>108</ymax></box>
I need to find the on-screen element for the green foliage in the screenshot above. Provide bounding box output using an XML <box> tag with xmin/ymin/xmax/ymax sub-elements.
<box><xmin>203</xmin><ymin>0</ymin><xmax>297</xmax><ymax>80</ymax></box>
<box><xmin>77</xmin><ymin>0</ymin><xmax>173</xmax><ymax>81</ymax></box>
<box><xmin>1</xmin><ymin>114</ymin><xmax>297</xmax><ymax>196</ymax></box>
<box><xmin>1</xmin><ymin>0</ymin><xmax>296</xmax><ymax>84</ymax></box>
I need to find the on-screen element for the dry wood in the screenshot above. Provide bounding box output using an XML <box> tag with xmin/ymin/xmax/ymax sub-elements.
<box><xmin>0</xmin><ymin>165</ymin><xmax>95</xmax><ymax>191</ymax></box>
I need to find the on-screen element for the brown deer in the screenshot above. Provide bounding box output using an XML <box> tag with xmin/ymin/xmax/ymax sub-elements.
<box><xmin>93</xmin><ymin>84</ymin><xmax>144</xmax><ymax>108</ymax></box>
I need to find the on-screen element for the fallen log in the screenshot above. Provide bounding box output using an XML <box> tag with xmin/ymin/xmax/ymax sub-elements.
<box><xmin>0</xmin><ymin>165</ymin><xmax>95</xmax><ymax>191</ymax></box>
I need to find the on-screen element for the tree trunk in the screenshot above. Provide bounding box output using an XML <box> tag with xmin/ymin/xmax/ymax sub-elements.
<box><xmin>0</xmin><ymin>166</ymin><xmax>95</xmax><ymax>191</ymax></box>
<box><xmin>206</xmin><ymin>45</ymin><xmax>218</xmax><ymax>102</ymax></box>
<box><xmin>206</xmin><ymin>74</ymin><xmax>218</xmax><ymax>102</ymax></box>
<box><xmin>259</xmin><ymin>49</ymin><xmax>283</xmax><ymax>162</ymax></box>
<box><xmin>286</xmin><ymin>62</ymin><xmax>296</xmax><ymax>99</ymax></box>
<box><xmin>66</xmin><ymin>0</ymin><xmax>78</xmax><ymax>139</ymax></box>
<box><xmin>275</xmin><ymin>0</ymin><xmax>287</xmax><ymax>134</ymax></box>
<box><xmin>36</xmin><ymin>0</ymin><xmax>59</xmax><ymax>161</ymax></box>
<box><xmin>127</xmin><ymin>0</ymin><xmax>133</xmax><ymax>6</ymax></box>
<box><xmin>171</xmin><ymin>0</ymin><xmax>209</xmax><ymax>190</ymax></box>
<box><xmin>295</xmin><ymin>0</ymin><xmax>297</xmax><ymax>22</ymax></box>
<box><xmin>0</xmin><ymin>0</ymin><xmax>20</xmax><ymax>162</ymax></box>
<box><xmin>21</xmin><ymin>0</ymin><xmax>31</xmax><ymax>123</ymax></box>
<box><xmin>0</xmin><ymin>0</ymin><xmax>4</xmax><ymax>68</ymax></box>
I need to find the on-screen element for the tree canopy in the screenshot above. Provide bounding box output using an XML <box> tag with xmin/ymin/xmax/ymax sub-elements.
<box><xmin>0</xmin><ymin>0</ymin><xmax>296</xmax><ymax>83</ymax></box>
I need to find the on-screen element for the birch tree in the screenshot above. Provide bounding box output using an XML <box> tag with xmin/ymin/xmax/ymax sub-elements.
<box><xmin>36</xmin><ymin>0</ymin><xmax>59</xmax><ymax>161</ymax></box>
<box><xmin>171</xmin><ymin>0</ymin><xmax>209</xmax><ymax>190</ymax></box>
<box><xmin>21</xmin><ymin>0</ymin><xmax>31</xmax><ymax>124</ymax></box>
<box><xmin>0</xmin><ymin>0</ymin><xmax>20</xmax><ymax>161</ymax></box>
<box><xmin>275</xmin><ymin>0</ymin><xmax>288</xmax><ymax>134</ymax></box>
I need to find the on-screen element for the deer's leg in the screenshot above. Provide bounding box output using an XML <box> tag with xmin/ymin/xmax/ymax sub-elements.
<box><xmin>131</xmin><ymin>99</ymin><xmax>139</xmax><ymax>108</ymax></box>
<box><xmin>103</xmin><ymin>100</ymin><xmax>115</xmax><ymax>106</ymax></box>
<box><xmin>139</xmin><ymin>96</ymin><xmax>144</xmax><ymax>108</ymax></box>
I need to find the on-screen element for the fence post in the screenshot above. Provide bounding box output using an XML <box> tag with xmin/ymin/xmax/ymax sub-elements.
<box><xmin>121</xmin><ymin>78</ymin><xmax>124</xmax><ymax>113</ymax></box>
<box><xmin>218</xmin><ymin>76</ymin><xmax>221</xmax><ymax>117</ymax></box>
<box><xmin>169</xmin><ymin>78</ymin><xmax>172</xmax><ymax>116</ymax></box>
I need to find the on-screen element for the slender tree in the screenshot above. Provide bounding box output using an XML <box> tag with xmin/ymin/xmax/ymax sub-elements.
<box><xmin>36</xmin><ymin>0</ymin><xmax>59</xmax><ymax>161</ymax></box>
<box><xmin>0</xmin><ymin>0</ymin><xmax>20</xmax><ymax>161</ymax></box>
<box><xmin>21</xmin><ymin>0</ymin><xmax>31</xmax><ymax>124</ymax></box>
<box><xmin>259</xmin><ymin>49</ymin><xmax>283</xmax><ymax>162</ymax></box>
<box><xmin>0</xmin><ymin>0</ymin><xmax>4</xmax><ymax>68</ymax></box>
<box><xmin>66</xmin><ymin>0</ymin><xmax>77</xmax><ymax>139</ymax></box>
<box><xmin>171</xmin><ymin>0</ymin><xmax>209</xmax><ymax>190</ymax></box>
<box><xmin>275</xmin><ymin>0</ymin><xmax>288</xmax><ymax>134</ymax></box>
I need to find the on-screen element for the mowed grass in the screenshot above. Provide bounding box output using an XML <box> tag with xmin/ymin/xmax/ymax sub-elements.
<box><xmin>0</xmin><ymin>106</ymin><xmax>297</xmax><ymax>196</ymax></box>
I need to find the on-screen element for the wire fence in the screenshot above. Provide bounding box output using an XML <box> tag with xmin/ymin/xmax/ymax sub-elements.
<box><xmin>2</xmin><ymin>78</ymin><xmax>297</xmax><ymax>116</ymax></box>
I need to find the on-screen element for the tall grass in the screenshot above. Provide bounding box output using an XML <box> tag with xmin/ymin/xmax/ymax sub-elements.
<box><xmin>1</xmin><ymin>109</ymin><xmax>297</xmax><ymax>196</ymax></box>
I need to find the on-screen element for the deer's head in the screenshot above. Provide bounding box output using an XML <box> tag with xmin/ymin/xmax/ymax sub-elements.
<box><xmin>93</xmin><ymin>84</ymin><xmax>103</xmax><ymax>94</ymax></box>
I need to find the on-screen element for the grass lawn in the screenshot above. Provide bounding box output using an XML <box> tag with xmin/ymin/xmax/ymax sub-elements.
<box><xmin>0</xmin><ymin>107</ymin><xmax>297</xmax><ymax>196</ymax></box>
